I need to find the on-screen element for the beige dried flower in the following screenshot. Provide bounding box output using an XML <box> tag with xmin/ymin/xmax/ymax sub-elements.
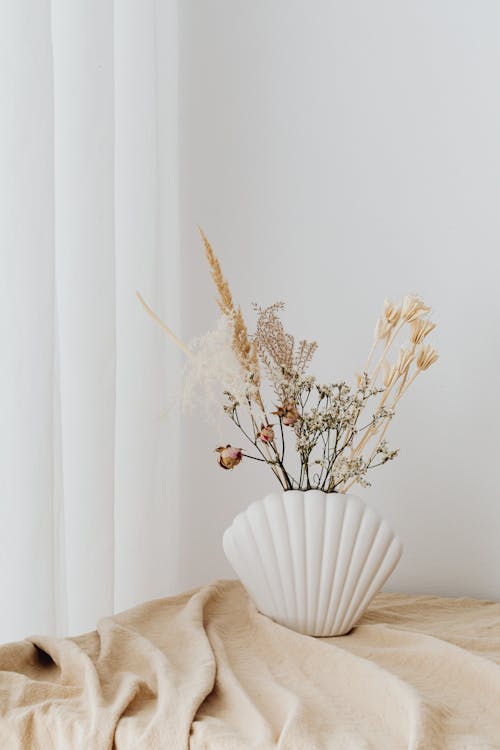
<box><xmin>416</xmin><ymin>344</ymin><xmax>439</xmax><ymax>370</ymax></box>
<box><xmin>374</xmin><ymin>316</ymin><xmax>391</xmax><ymax>341</ymax></box>
<box><xmin>410</xmin><ymin>318</ymin><xmax>436</xmax><ymax>345</ymax></box>
<box><xmin>383</xmin><ymin>362</ymin><xmax>399</xmax><ymax>388</ymax></box>
<box><xmin>401</xmin><ymin>294</ymin><xmax>431</xmax><ymax>323</ymax></box>
<box><xmin>396</xmin><ymin>347</ymin><xmax>414</xmax><ymax>376</ymax></box>
<box><xmin>383</xmin><ymin>299</ymin><xmax>402</xmax><ymax>327</ymax></box>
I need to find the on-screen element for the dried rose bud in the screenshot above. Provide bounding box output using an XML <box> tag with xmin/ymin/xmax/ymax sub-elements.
<box><xmin>258</xmin><ymin>424</ymin><xmax>275</xmax><ymax>443</ymax></box>
<box><xmin>282</xmin><ymin>405</ymin><xmax>300</xmax><ymax>427</ymax></box>
<box><xmin>215</xmin><ymin>445</ymin><xmax>243</xmax><ymax>470</ymax></box>
<box><xmin>272</xmin><ymin>402</ymin><xmax>300</xmax><ymax>426</ymax></box>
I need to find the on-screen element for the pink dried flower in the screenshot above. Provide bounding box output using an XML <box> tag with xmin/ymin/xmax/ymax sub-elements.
<box><xmin>215</xmin><ymin>445</ymin><xmax>243</xmax><ymax>470</ymax></box>
<box><xmin>283</xmin><ymin>409</ymin><xmax>299</xmax><ymax>427</ymax></box>
<box><xmin>273</xmin><ymin>402</ymin><xmax>300</xmax><ymax>427</ymax></box>
<box><xmin>258</xmin><ymin>424</ymin><xmax>275</xmax><ymax>443</ymax></box>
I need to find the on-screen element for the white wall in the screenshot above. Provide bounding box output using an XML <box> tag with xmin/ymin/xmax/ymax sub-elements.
<box><xmin>178</xmin><ymin>1</ymin><xmax>500</xmax><ymax>599</ymax></box>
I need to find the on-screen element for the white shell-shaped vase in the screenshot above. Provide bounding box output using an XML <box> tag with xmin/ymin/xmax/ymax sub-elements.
<box><xmin>223</xmin><ymin>490</ymin><xmax>402</xmax><ymax>636</ymax></box>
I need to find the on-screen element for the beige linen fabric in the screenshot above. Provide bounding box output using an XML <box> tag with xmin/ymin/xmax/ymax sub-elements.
<box><xmin>1</xmin><ymin>580</ymin><xmax>500</xmax><ymax>749</ymax></box>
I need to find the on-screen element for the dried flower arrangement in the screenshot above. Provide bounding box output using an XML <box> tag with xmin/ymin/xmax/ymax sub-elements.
<box><xmin>138</xmin><ymin>230</ymin><xmax>438</xmax><ymax>494</ymax></box>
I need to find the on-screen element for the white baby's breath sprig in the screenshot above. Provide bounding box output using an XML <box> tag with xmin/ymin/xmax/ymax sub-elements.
<box><xmin>181</xmin><ymin>317</ymin><xmax>254</xmax><ymax>417</ymax></box>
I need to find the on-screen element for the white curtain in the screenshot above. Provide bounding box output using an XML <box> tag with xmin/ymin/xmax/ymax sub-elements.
<box><xmin>0</xmin><ymin>0</ymin><xmax>181</xmax><ymax>641</ymax></box>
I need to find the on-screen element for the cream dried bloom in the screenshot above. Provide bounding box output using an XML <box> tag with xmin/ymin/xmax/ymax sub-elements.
<box><xmin>410</xmin><ymin>318</ymin><xmax>436</xmax><ymax>345</ymax></box>
<box><xmin>416</xmin><ymin>344</ymin><xmax>439</xmax><ymax>370</ymax></box>
<box><xmin>374</xmin><ymin>316</ymin><xmax>391</xmax><ymax>341</ymax></box>
<box><xmin>396</xmin><ymin>347</ymin><xmax>414</xmax><ymax>376</ymax></box>
<box><xmin>383</xmin><ymin>362</ymin><xmax>399</xmax><ymax>388</ymax></box>
<box><xmin>383</xmin><ymin>298</ymin><xmax>402</xmax><ymax>327</ymax></box>
<box><xmin>401</xmin><ymin>294</ymin><xmax>431</xmax><ymax>323</ymax></box>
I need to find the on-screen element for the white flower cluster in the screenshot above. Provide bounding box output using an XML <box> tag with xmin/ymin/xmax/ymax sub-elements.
<box><xmin>331</xmin><ymin>456</ymin><xmax>371</xmax><ymax>488</ymax></box>
<box><xmin>374</xmin><ymin>440</ymin><xmax>399</xmax><ymax>464</ymax></box>
<box><xmin>181</xmin><ymin>317</ymin><xmax>254</xmax><ymax>417</ymax></box>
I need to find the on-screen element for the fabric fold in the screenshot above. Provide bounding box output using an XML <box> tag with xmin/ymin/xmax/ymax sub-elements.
<box><xmin>1</xmin><ymin>582</ymin><xmax>500</xmax><ymax>749</ymax></box>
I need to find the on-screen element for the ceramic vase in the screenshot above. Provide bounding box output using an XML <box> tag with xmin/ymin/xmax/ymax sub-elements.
<box><xmin>223</xmin><ymin>489</ymin><xmax>402</xmax><ymax>636</ymax></box>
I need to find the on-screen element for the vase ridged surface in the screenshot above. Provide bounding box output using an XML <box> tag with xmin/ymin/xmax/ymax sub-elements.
<box><xmin>223</xmin><ymin>490</ymin><xmax>402</xmax><ymax>636</ymax></box>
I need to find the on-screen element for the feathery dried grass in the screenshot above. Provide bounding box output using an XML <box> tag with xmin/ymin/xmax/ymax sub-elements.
<box><xmin>200</xmin><ymin>228</ymin><xmax>234</xmax><ymax>317</ymax></box>
<box><xmin>200</xmin><ymin>228</ymin><xmax>260</xmax><ymax>389</ymax></box>
<box><xmin>253</xmin><ymin>302</ymin><xmax>317</xmax><ymax>391</ymax></box>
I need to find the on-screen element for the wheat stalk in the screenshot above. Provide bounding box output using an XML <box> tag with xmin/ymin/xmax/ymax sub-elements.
<box><xmin>199</xmin><ymin>228</ymin><xmax>297</xmax><ymax>488</ymax></box>
<box><xmin>199</xmin><ymin>227</ymin><xmax>260</xmax><ymax>388</ymax></box>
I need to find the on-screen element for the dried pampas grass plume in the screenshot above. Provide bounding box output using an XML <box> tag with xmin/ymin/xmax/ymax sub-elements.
<box><xmin>199</xmin><ymin>227</ymin><xmax>261</xmax><ymax>389</ymax></box>
<box><xmin>199</xmin><ymin>227</ymin><xmax>234</xmax><ymax>318</ymax></box>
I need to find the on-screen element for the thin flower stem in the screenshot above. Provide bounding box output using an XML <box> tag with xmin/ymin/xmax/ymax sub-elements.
<box><xmin>322</xmin><ymin>430</ymin><xmax>340</xmax><ymax>492</ymax></box>
<box><xmin>366</xmin><ymin>459</ymin><xmax>388</xmax><ymax>469</ymax></box>
<box><xmin>254</xmin><ymin>401</ymin><xmax>292</xmax><ymax>489</ymax></box>
<box><xmin>371</xmin><ymin>320</ymin><xmax>405</xmax><ymax>382</ymax></box>
<box><xmin>364</xmin><ymin>338</ymin><xmax>379</xmax><ymax>371</ymax></box>
<box><xmin>349</xmin><ymin>376</ymin><xmax>399</xmax><ymax>459</ymax></box>
<box><xmin>231</xmin><ymin>411</ymin><xmax>280</xmax><ymax>483</ymax></box>
<box><xmin>279</xmin><ymin>417</ymin><xmax>285</xmax><ymax>463</ymax></box>
<box><xmin>136</xmin><ymin>292</ymin><xmax>193</xmax><ymax>358</ymax></box>
<box><xmin>242</xmin><ymin>401</ymin><xmax>291</xmax><ymax>489</ymax></box>
<box><xmin>343</xmin><ymin>368</ymin><xmax>422</xmax><ymax>492</ymax></box>
<box><xmin>242</xmin><ymin>453</ymin><xmax>267</xmax><ymax>462</ymax></box>
<box><xmin>246</xmin><ymin>402</ymin><xmax>283</xmax><ymax>483</ymax></box>
<box><xmin>395</xmin><ymin>369</ymin><xmax>420</xmax><ymax>400</ymax></box>
<box><xmin>337</xmin><ymin>390</ymin><xmax>370</xmax><ymax>454</ymax></box>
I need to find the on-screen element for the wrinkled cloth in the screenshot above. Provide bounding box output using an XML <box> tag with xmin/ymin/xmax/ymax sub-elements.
<box><xmin>1</xmin><ymin>580</ymin><xmax>500</xmax><ymax>749</ymax></box>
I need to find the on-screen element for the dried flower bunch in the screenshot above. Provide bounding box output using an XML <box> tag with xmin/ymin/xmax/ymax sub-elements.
<box><xmin>138</xmin><ymin>231</ymin><xmax>438</xmax><ymax>493</ymax></box>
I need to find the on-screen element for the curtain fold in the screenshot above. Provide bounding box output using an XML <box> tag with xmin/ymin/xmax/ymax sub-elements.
<box><xmin>0</xmin><ymin>0</ymin><xmax>57</xmax><ymax>641</ymax></box>
<box><xmin>0</xmin><ymin>0</ymin><xmax>180</xmax><ymax>642</ymax></box>
<box><xmin>52</xmin><ymin>0</ymin><xmax>116</xmax><ymax>636</ymax></box>
<box><xmin>114</xmin><ymin>0</ymin><xmax>181</xmax><ymax>615</ymax></box>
